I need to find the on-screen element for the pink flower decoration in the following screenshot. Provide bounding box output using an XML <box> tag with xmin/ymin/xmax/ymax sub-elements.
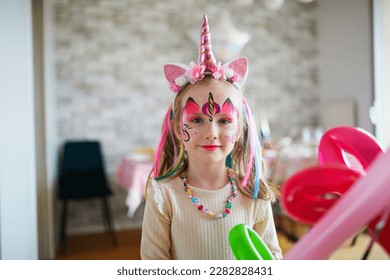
<box><xmin>212</xmin><ymin>61</ymin><xmax>225</xmax><ymax>80</ymax></box>
<box><xmin>170</xmin><ymin>83</ymin><xmax>181</xmax><ymax>93</ymax></box>
<box><xmin>187</xmin><ymin>62</ymin><xmax>205</xmax><ymax>84</ymax></box>
<box><xmin>229</xmin><ymin>73</ymin><xmax>239</xmax><ymax>82</ymax></box>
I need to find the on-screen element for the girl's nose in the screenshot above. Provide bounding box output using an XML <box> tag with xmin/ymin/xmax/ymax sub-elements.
<box><xmin>204</xmin><ymin>122</ymin><xmax>218</xmax><ymax>140</ymax></box>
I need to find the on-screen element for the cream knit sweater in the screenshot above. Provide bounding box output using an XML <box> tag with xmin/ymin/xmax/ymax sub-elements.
<box><xmin>141</xmin><ymin>177</ymin><xmax>283</xmax><ymax>260</ymax></box>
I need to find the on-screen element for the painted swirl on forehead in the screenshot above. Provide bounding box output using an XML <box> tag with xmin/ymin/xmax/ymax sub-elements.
<box><xmin>202</xmin><ymin>92</ymin><xmax>220</xmax><ymax>122</ymax></box>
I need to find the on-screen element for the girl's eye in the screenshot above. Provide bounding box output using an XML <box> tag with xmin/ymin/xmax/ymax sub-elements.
<box><xmin>190</xmin><ymin>117</ymin><xmax>204</xmax><ymax>124</ymax></box>
<box><xmin>219</xmin><ymin>118</ymin><xmax>232</xmax><ymax>125</ymax></box>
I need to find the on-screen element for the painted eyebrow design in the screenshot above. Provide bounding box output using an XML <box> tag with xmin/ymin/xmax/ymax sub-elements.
<box><xmin>221</xmin><ymin>98</ymin><xmax>237</xmax><ymax>115</ymax></box>
<box><xmin>184</xmin><ymin>97</ymin><xmax>200</xmax><ymax>114</ymax></box>
<box><xmin>183</xmin><ymin>95</ymin><xmax>237</xmax><ymax>122</ymax></box>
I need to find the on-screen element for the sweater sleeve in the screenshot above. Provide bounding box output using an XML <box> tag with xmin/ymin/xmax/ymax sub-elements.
<box><xmin>253</xmin><ymin>200</ymin><xmax>283</xmax><ymax>260</ymax></box>
<box><xmin>140</xmin><ymin>179</ymin><xmax>172</xmax><ymax>259</ymax></box>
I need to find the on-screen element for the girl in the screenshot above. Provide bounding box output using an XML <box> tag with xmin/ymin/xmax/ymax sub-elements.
<box><xmin>141</xmin><ymin>15</ymin><xmax>282</xmax><ymax>260</ymax></box>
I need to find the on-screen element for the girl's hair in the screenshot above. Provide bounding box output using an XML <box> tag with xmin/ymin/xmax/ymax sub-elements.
<box><xmin>151</xmin><ymin>77</ymin><xmax>277</xmax><ymax>201</ymax></box>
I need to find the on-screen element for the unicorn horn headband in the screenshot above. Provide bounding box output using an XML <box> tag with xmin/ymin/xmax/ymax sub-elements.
<box><xmin>164</xmin><ymin>14</ymin><xmax>249</xmax><ymax>94</ymax></box>
<box><xmin>198</xmin><ymin>14</ymin><xmax>217</xmax><ymax>73</ymax></box>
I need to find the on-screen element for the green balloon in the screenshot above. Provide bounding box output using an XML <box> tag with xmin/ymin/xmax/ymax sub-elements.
<box><xmin>229</xmin><ymin>224</ymin><xmax>275</xmax><ymax>260</ymax></box>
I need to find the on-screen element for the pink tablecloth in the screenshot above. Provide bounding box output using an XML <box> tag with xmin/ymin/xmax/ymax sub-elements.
<box><xmin>264</xmin><ymin>145</ymin><xmax>318</xmax><ymax>185</ymax></box>
<box><xmin>116</xmin><ymin>157</ymin><xmax>153</xmax><ymax>217</ymax></box>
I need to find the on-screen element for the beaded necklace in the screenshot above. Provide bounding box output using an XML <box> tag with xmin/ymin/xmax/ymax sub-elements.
<box><xmin>181</xmin><ymin>168</ymin><xmax>238</xmax><ymax>219</ymax></box>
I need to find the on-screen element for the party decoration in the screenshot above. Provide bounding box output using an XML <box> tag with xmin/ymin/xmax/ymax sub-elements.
<box><xmin>284</xmin><ymin>149</ymin><xmax>390</xmax><ymax>259</ymax></box>
<box><xmin>318</xmin><ymin>126</ymin><xmax>383</xmax><ymax>173</ymax></box>
<box><xmin>318</xmin><ymin>126</ymin><xmax>389</xmax><ymax>256</ymax></box>
<box><xmin>281</xmin><ymin>126</ymin><xmax>388</xmax><ymax>259</ymax></box>
<box><xmin>211</xmin><ymin>10</ymin><xmax>250</xmax><ymax>62</ymax></box>
<box><xmin>189</xmin><ymin>10</ymin><xmax>251</xmax><ymax>63</ymax></box>
<box><xmin>229</xmin><ymin>224</ymin><xmax>274</xmax><ymax>260</ymax></box>
<box><xmin>281</xmin><ymin>165</ymin><xmax>361</xmax><ymax>224</ymax></box>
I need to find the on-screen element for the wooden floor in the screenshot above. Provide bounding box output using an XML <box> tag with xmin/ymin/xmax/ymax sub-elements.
<box><xmin>55</xmin><ymin>228</ymin><xmax>141</xmax><ymax>260</ymax></box>
<box><xmin>55</xmin><ymin>226</ymin><xmax>389</xmax><ymax>260</ymax></box>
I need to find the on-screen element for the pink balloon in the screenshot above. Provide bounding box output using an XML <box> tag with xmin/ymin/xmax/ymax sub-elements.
<box><xmin>317</xmin><ymin>126</ymin><xmax>389</xmax><ymax>255</ymax></box>
<box><xmin>281</xmin><ymin>165</ymin><xmax>361</xmax><ymax>224</ymax></box>
<box><xmin>318</xmin><ymin>126</ymin><xmax>383</xmax><ymax>173</ymax></box>
<box><xmin>284</xmin><ymin>149</ymin><xmax>390</xmax><ymax>259</ymax></box>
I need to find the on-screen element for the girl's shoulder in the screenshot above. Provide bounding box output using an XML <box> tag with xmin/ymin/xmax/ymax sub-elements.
<box><xmin>148</xmin><ymin>176</ymin><xmax>186</xmax><ymax>216</ymax></box>
<box><xmin>247</xmin><ymin>195</ymin><xmax>272</xmax><ymax>215</ymax></box>
<box><xmin>150</xmin><ymin>176</ymin><xmax>182</xmax><ymax>193</ymax></box>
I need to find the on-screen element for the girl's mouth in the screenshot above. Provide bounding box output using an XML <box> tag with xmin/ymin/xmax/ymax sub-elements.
<box><xmin>201</xmin><ymin>145</ymin><xmax>220</xmax><ymax>151</ymax></box>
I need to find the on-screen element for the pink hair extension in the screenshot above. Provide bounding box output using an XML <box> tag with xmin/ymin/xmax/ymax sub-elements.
<box><xmin>153</xmin><ymin>104</ymin><xmax>173</xmax><ymax>177</ymax></box>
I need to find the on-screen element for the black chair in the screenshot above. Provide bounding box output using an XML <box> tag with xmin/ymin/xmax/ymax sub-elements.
<box><xmin>58</xmin><ymin>141</ymin><xmax>117</xmax><ymax>253</ymax></box>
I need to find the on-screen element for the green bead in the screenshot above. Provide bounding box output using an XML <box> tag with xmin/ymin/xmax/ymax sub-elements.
<box><xmin>226</xmin><ymin>203</ymin><xmax>232</xmax><ymax>209</ymax></box>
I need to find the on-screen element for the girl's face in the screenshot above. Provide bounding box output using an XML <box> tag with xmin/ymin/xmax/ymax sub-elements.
<box><xmin>178</xmin><ymin>80</ymin><xmax>242</xmax><ymax>166</ymax></box>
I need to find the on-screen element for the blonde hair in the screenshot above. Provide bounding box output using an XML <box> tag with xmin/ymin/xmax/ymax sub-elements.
<box><xmin>152</xmin><ymin>77</ymin><xmax>277</xmax><ymax>201</ymax></box>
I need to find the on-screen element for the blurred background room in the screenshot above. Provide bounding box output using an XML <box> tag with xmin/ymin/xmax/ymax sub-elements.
<box><xmin>1</xmin><ymin>0</ymin><xmax>389</xmax><ymax>260</ymax></box>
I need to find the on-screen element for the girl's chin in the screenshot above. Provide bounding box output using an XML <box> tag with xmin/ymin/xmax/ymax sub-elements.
<box><xmin>194</xmin><ymin>155</ymin><xmax>228</xmax><ymax>166</ymax></box>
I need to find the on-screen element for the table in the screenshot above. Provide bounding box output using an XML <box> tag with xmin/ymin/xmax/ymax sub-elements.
<box><xmin>116</xmin><ymin>155</ymin><xmax>153</xmax><ymax>217</ymax></box>
<box><xmin>264</xmin><ymin>143</ymin><xmax>318</xmax><ymax>185</ymax></box>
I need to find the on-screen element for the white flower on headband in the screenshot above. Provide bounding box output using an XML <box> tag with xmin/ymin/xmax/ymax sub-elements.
<box><xmin>212</xmin><ymin>62</ymin><xmax>225</xmax><ymax>79</ymax></box>
<box><xmin>224</xmin><ymin>67</ymin><xmax>234</xmax><ymax>79</ymax></box>
<box><xmin>225</xmin><ymin>67</ymin><xmax>239</xmax><ymax>82</ymax></box>
<box><xmin>174</xmin><ymin>76</ymin><xmax>188</xmax><ymax>87</ymax></box>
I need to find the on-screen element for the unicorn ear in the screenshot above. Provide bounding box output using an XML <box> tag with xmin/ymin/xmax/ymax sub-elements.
<box><xmin>163</xmin><ymin>63</ymin><xmax>189</xmax><ymax>84</ymax></box>
<box><xmin>225</xmin><ymin>57</ymin><xmax>249</xmax><ymax>89</ymax></box>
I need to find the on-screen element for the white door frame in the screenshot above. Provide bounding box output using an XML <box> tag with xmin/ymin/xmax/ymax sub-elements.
<box><xmin>372</xmin><ymin>0</ymin><xmax>390</xmax><ymax>149</ymax></box>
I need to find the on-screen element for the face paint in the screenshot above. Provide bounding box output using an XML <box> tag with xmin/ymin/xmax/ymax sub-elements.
<box><xmin>224</xmin><ymin>125</ymin><xmax>238</xmax><ymax>143</ymax></box>
<box><xmin>184</xmin><ymin>97</ymin><xmax>200</xmax><ymax>115</ymax></box>
<box><xmin>181</xmin><ymin>98</ymin><xmax>201</xmax><ymax>142</ymax></box>
<box><xmin>181</xmin><ymin>93</ymin><xmax>239</xmax><ymax>142</ymax></box>
<box><xmin>220</xmin><ymin>98</ymin><xmax>238</xmax><ymax>143</ymax></box>
<box><xmin>221</xmin><ymin>98</ymin><xmax>237</xmax><ymax>115</ymax></box>
<box><xmin>201</xmin><ymin>92</ymin><xmax>220</xmax><ymax>122</ymax></box>
<box><xmin>178</xmin><ymin>81</ymin><xmax>242</xmax><ymax>166</ymax></box>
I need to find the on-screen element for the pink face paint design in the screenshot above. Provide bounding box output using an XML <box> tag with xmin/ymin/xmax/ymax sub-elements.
<box><xmin>182</xmin><ymin>124</ymin><xmax>191</xmax><ymax>142</ymax></box>
<box><xmin>182</xmin><ymin>95</ymin><xmax>239</xmax><ymax>142</ymax></box>
<box><xmin>224</xmin><ymin>125</ymin><xmax>238</xmax><ymax>143</ymax></box>
<box><xmin>190</xmin><ymin>129</ymin><xmax>200</xmax><ymax>138</ymax></box>
<box><xmin>221</xmin><ymin>99</ymin><xmax>238</xmax><ymax>143</ymax></box>
<box><xmin>221</xmin><ymin>98</ymin><xmax>237</xmax><ymax>116</ymax></box>
<box><xmin>201</xmin><ymin>92</ymin><xmax>220</xmax><ymax>122</ymax></box>
<box><xmin>184</xmin><ymin>97</ymin><xmax>200</xmax><ymax>115</ymax></box>
<box><xmin>182</xmin><ymin>98</ymin><xmax>201</xmax><ymax>142</ymax></box>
